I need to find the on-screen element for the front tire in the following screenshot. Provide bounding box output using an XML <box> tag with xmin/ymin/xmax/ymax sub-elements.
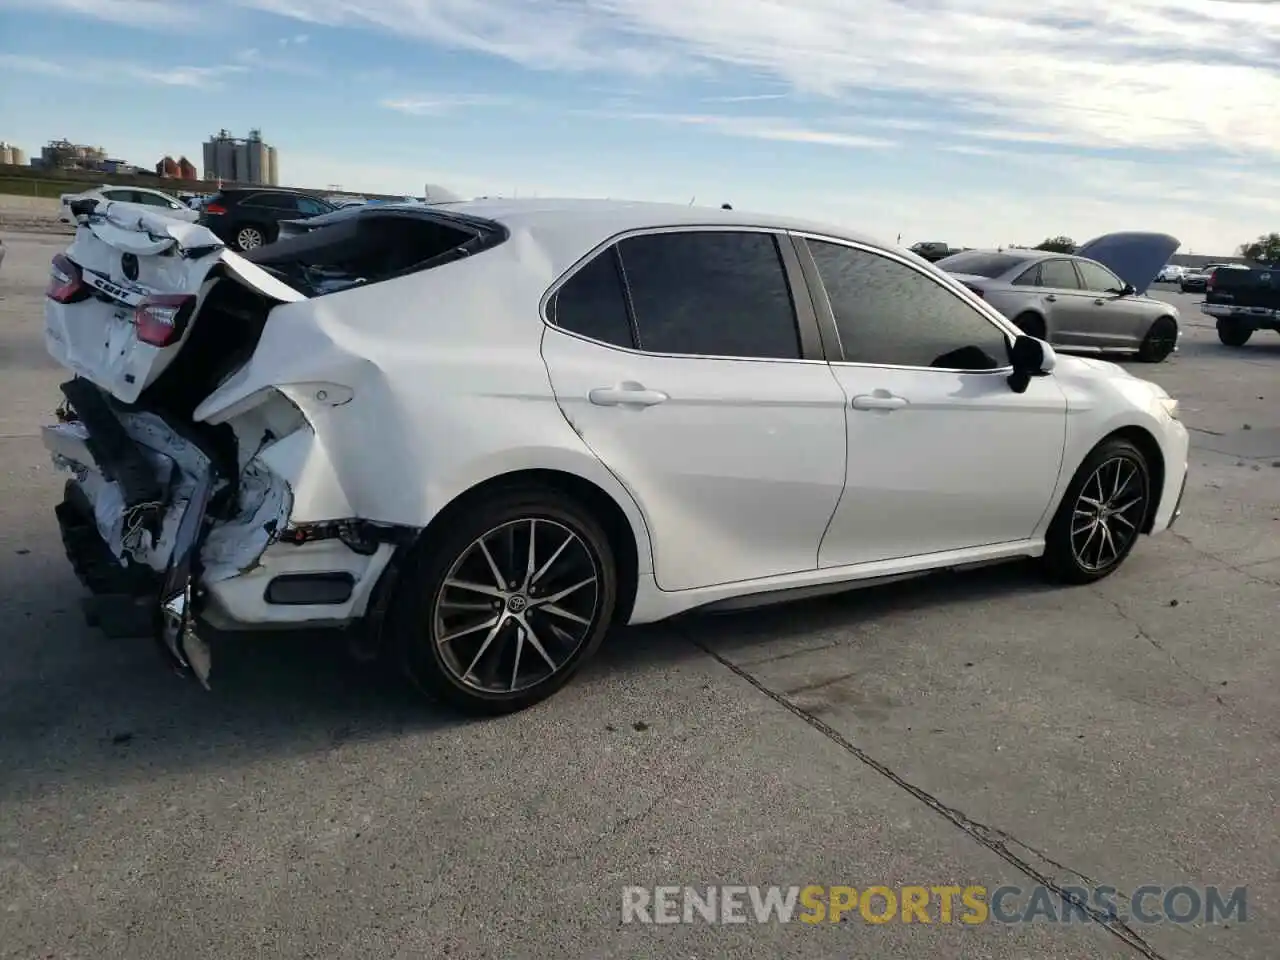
<box><xmin>1216</xmin><ymin>317</ymin><xmax>1253</xmax><ymax>347</ymax></box>
<box><xmin>1043</xmin><ymin>438</ymin><xmax>1152</xmax><ymax>585</ymax></box>
<box><xmin>1137</xmin><ymin>316</ymin><xmax>1177</xmax><ymax>362</ymax></box>
<box><xmin>388</xmin><ymin>487</ymin><xmax>617</xmax><ymax>715</ymax></box>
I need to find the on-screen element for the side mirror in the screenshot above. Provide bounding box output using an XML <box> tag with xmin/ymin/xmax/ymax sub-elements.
<box><xmin>1007</xmin><ymin>335</ymin><xmax>1056</xmax><ymax>393</ymax></box>
<box><xmin>1119</xmin><ymin>282</ymin><xmax>1136</xmax><ymax>296</ymax></box>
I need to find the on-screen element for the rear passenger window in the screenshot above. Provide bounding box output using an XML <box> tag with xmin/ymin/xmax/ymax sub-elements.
<box><xmin>618</xmin><ymin>230</ymin><xmax>801</xmax><ymax>359</ymax></box>
<box><xmin>551</xmin><ymin>248</ymin><xmax>635</xmax><ymax>348</ymax></box>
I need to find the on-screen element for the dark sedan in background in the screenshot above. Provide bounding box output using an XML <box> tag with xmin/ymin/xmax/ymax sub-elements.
<box><xmin>198</xmin><ymin>188</ymin><xmax>336</xmax><ymax>251</ymax></box>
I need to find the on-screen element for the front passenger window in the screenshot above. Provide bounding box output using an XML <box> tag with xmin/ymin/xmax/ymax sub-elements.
<box><xmin>807</xmin><ymin>239</ymin><xmax>1009</xmax><ymax>370</ymax></box>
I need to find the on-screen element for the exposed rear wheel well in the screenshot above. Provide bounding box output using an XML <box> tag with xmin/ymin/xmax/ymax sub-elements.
<box><xmin>1100</xmin><ymin>426</ymin><xmax>1166</xmax><ymax>533</ymax></box>
<box><xmin>419</xmin><ymin>469</ymin><xmax>641</xmax><ymax>625</ymax></box>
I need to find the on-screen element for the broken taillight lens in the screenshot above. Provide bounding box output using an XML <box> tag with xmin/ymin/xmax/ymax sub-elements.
<box><xmin>135</xmin><ymin>294</ymin><xmax>196</xmax><ymax>347</ymax></box>
<box><xmin>47</xmin><ymin>254</ymin><xmax>89</xmax><ymax>303</ymax></box>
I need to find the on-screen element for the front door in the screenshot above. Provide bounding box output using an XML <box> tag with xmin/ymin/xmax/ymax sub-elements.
<box><xmin>540</xmin><ymin>228</ymin><xmax>848</xmax><ymax>592</ymax></box>
<box><xmin>797</xmin><ymin>236</ymin><xmax>1069</xmax><ymax>567</ymax></box>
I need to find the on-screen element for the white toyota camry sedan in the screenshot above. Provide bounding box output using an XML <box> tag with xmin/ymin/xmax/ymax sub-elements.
<box><xmin>42</xmin><ymin>197</ymin><xmax>1189</xmax><ymax>714</ymax></box>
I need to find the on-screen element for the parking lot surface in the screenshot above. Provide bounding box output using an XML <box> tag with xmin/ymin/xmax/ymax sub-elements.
<box><xmin>1</xmin><ymin>230</ymin><xmax>1276</xmax><ymax>960</ymax></box>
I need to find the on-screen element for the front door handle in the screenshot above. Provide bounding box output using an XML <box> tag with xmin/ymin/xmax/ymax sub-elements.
<box><xmin>588</xmin><ymin>382</ymin><xmax>669</xmax><ymax>407</ymax></box>
<box><xmin>1094</xmin><ymin>298</ymin><xmax>1106</xmax><ymax>305</ymax></box>
<box><xmin>1044</xmin><ymin>294</ymin><xmax>1057</xmax><ymax>302</ymax></box>
<box><xmin>851</xmin><ymin>393</ymin><xmax>907</xmax><ymax>411</ymax></box>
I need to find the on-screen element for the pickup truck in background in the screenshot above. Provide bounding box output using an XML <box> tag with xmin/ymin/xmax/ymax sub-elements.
<box><xmin>909</xmin><ymin>241</ymin><xmax>970</xmax><ymax>262</ymax></box>
<box><xmin>1200</xmin><ymin>263</ymin><xmax>1280</xmax><ymax>346</ymax></box>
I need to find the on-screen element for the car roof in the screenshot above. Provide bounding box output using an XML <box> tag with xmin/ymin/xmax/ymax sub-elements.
<box><xmin>221</xmin><ymin>187</ymin><xmax>318</xmax><ymax>196</ymax></box>
<box><xmin>386</xmin><ymin>197</ymin><xmax>897</xmax><ymax>252</ymax></box>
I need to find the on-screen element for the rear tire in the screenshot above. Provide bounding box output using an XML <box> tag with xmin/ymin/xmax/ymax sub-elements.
<box><xmin>387</xmin><ymin>487</ymin><xmax>618</xmax><ymax>715</ymax></box>
<box><xmin>1042</xmin><ymin>437</ymin><xmax>1152</xmax><ymax>585</ymax></box>
<box><xmin>1216</xmin><ymin>317</ymin><xmax>1253</xmax><ymax>347</ymax></box>
<box><xmin>234</xmin><ymin>225</ymin><xmax>267</xmax><ymax>251</ymax></box>
<box><xmin>1136</xmin><ymin>316</ymin><xmax>1177</xmax><ymax>362</ymax></box>
<box><xmin>1012</xmin><ymin>312</ymin><xmax>1047</xmax><ymax>340</ymax></box>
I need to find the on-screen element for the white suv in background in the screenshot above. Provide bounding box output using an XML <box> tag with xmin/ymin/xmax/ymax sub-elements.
<box><xmin>59</xmin><ymin>185</ymin><xmax>199</xmax><ymax>224</ymax></box>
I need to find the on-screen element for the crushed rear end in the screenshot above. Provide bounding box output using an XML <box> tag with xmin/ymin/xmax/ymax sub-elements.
<box><xmin>42</xmin><ymin>197</ymin><xmax>504</xmax><ymax>686</ymax></box>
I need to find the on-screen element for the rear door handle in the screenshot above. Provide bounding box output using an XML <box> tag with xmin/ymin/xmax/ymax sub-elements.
<box><xmin>1044</xmin><ymin>294</ymin><xmax>1057</xmax><ymax>302</ymax></box>
<box><xmin>1094</xmin><ymin>298</ymin><xmax>1106</xmax><ymax>305</ymax></box>
<box><xmin>851</xmin><ymin>393</ymin><xmax>907</xmax><ymax>411</ymax></box>
<box><xmin>588</xmin><ymin>382</ymin><xmax>669</xmax><ymax>407</ymax></box>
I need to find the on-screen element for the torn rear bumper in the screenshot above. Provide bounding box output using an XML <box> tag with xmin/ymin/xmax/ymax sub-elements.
<box><xmin>48</xmin><ymin>379</ymin><xmax>223</xmax><ymax>685</ymax></box>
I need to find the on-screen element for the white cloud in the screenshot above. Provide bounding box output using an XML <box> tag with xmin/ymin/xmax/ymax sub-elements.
<box><xmin>0</xmin><ymin>52</ymin><xmax>246</xmax><ymax>87</ymax></box>
<box><xmin>380</xmin><ymin>93</ymin><xmax>513</xmax><ymax>115</ymax></box>
<box><xmin>581</xmin><ymin>109</ymin><xmax>898</xmax><ymax>149</ymax></box>
<box><xmin>0</xmin><ymin>0</ymin><xmax>198</xmax><ymax>26</ymax></box>
<box><xmin>233</xmin><ymin>0</ymin><xmax>1280</xmax><ymax>159</ymax></box>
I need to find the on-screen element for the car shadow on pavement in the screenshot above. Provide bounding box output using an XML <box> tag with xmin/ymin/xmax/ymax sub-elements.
<box><xmin>594</xmin><ymin>559</ymin><xmax>1061</xmax><ymax>671</ymax></box>
<box><xmin>0</xmin><ymin>559</ymin><xmax>1055</xmax><ymax>802</ymax></box>
<box><xmin>0</xmin><ymin>567</ymin><xmax>476</xmax><ymax>803</ymax></box>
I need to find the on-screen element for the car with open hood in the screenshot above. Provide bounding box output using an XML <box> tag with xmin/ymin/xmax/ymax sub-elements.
<box><xmin>936</xmin><ymin>233</ymin><xmax>1182</xmax><ymax>362</ymax></box>
<box><xmin>41</xmin><ymin>197</ymin><xmax>1189</xmax><ymax>714</ymax></box>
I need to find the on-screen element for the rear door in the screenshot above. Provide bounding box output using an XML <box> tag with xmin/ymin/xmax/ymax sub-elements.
<box><xmin>540</xmin><ymin>228</ymin><xmax>848</xmax><ymax>592</ymax></box>
<box><xmin>45</xmin><ymin>206</ymin><xmax>304</xmax><ymax>404</ymax></box>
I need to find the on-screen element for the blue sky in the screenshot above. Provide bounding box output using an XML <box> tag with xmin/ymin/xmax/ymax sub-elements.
<box><xmin>2</xmin><ymin>0</ymin><xmax>1279</xmax><ymax>253</ymax></box>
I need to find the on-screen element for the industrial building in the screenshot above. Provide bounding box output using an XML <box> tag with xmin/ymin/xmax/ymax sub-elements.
<box><xmin>0</xmin><ymin>142</ymin><xmax>27</xmax><ymax>166</ymax></box>
<box><xmin>202</xmin><ymin>129</ymin><xmax>279</xmax><ymax>185</ymax></box>
<box><xmin>38</xmin><ymin>139</ymin><xmax>107</xmax><ymax>170</ymax></box>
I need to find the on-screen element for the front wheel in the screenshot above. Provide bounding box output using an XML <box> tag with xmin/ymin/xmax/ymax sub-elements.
<box><xmin>1216</xmin><ymin>317</ymin><xmax>1253</xmax><ymax>347</ymax></box>
<box><xmin>1042</xmin><ymin>438</ymin><xmax>1152</xmax><ymax>585</ymax></box>
<box><xmin>1137</xmin><ymin>316</ymin><xmax>1178</xmax><ymax>362</ymax></box>
<box><xmin>388</xmin><ymin>488</ymin><xmax>618</xmax><ymax>714</ymax></box>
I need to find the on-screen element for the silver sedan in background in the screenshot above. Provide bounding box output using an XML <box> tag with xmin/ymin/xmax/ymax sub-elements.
<box><xmin>936</xmin><ymin>232</ymin><xmax>1182</xmax><ymax>362</ymax></box>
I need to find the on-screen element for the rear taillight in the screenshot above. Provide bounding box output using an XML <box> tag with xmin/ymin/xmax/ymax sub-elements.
<box><xmin>47</xmin><ymin>253</ymin><xmax>89</xmax><ymax>303</ymax></box>
<box><xmin>204</xmin><ymin>203</ymin><xmax>226</xmax><ymax>215</ymax></box>
<box><xmin>135</xmin><ymin>294</ymin><xmax>196</xmax><ymax>347</ymax></box>
<box><xmin>1205</xmin><ymin>269</ymin><xmax>1217</xmax><ymax>292</ymax></box>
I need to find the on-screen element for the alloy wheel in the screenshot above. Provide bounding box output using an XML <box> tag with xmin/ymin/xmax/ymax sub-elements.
<box><xmin>1141</xmin><ymin>319</ymin><xmax>1178</xmax><ymax>362</ymax></box>
<box><xmin>431</xmin><ymin>518</ymin><xmax>601</xmax><ymax>694</ymax></box>
<box><xmin>236</xmin><ymin>227</ymin><xmax>264</xmax><ymax>250</ymax></box>
<box><xmin>1070</xmin><ymin>456</ymin><xmax>1148</xmax><ymax>573</ymax></box>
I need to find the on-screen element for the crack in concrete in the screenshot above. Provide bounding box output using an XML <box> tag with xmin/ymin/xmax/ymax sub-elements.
<box><xmin>1167</xmin><ymin>530</ymin><xmax>1280</xmax><ymax>588</ymax></box>
<box><xmin>684</xmin><ymin>628</ymin><xmax>1171</xmax><ymax>959</ymax></box>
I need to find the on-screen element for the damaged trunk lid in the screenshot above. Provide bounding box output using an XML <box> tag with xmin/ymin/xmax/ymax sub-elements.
<box><xmin>45</xmin><ymin>199</ymin><xmax>305</xmax><ymax>405</ymax></box>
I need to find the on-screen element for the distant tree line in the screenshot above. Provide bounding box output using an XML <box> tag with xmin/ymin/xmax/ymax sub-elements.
<box><xmin>1238</xmin><ymin>232</ymin><xmax>1280</xmax><ymax>263</ymax></box>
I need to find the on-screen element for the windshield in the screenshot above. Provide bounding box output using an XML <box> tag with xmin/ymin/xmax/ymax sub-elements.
<box><xmin>935</xmin><ymin>251</ymin><xmax>1023</xmax><ymax>278</ymax></box>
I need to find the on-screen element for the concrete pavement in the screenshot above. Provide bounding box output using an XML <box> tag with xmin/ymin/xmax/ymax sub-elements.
<box><xmin>1</xmin><ymin>233</ymin><xmax>1275</xmax><ymax>959</ymax></box>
